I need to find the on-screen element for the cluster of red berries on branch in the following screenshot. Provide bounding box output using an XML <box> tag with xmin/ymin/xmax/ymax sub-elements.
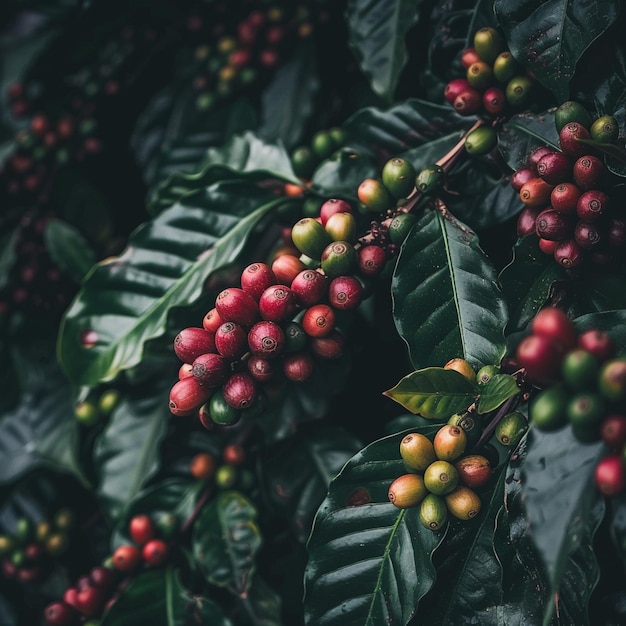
<box><xmin>443</xmin><ymin>27</ymin><xmax>535</xmax><ymax>118</ymax></box>
<box><xmin>1</xmin><ymin>508</ymin><xmax>74</xmax><ymax>585</ymax></box>
<box><xmin>515</xmin><ymin>307</ymin><xmax>626</xmax><ymax>496</ymax></box>
<box><xmin>514</xmin><ymin>101</ymin><xmax>625</xmax><ymax>271</ymax></box>
<box><xmin>43</xmin><ymin>513</ymin><xmax>174</xmax><ymax>626</ymax></box>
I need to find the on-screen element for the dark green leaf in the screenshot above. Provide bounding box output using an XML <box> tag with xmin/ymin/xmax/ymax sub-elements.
<box><xmin>346</xmin><ymin>0</ymin><xmax>419</xmax><ymax>101</ymax></box>
<box><xmin>476</xmin><ymin>374</ymin><xmax>520</xmax><ymax>414</ymax></box>
<box><xmin>304</xmin><ymin>428</ymin><xmax>445</xmax><ymax>626</ymax></box>
<box><xmin>234</xmin><ymin>575</ymin><xmax>282</xmax><ymax>626</ymax></box>
<box><xmin>383</xmin><ymin>367</ymin><xmax>479</xmax><ymax>420</ymax></box>
<box><xmin>310</xmin><ymin>148</ymin><xmax>377</xmax><ymax>201</ymax></box>
<box><xmin>192</xmin><ymin>491</ymin><xmax>261</xmax><ymax>596</ymax></box>
<box><xmin>0</xmin><ymin>227</ymin><xmax>19</xmax><ymax>291</ymax></box>
<box><xmin>101</xmin><ymin>568</ymin><xmax>232</xmax><ymax>626</ymax></box>
<box><xmin>258</xmin><ymin>40</ymin><xmax>319</xmax><ymax>149</ymax></box>
<box><xmin>392</xmin><ymin>208</ymin><xmax>508</xmax><ymax>370</ymax></box>
<box><xmin>384</xmin><ymin>413</ymin><xmax>435</xmax><ymax>434</ymax></box>
<box><xmin>498</xmin><ymin>235</ymin><xmax>564</xmax><ymax>334</ymax></box>
<box><xmin>57</xmin><ymin>181</ymin><xmax>282</xmax><ymax>387</ymax></box>
<box><xmin>494</xmin><ymin>0</ymin><xmax>619</xmax><ymax>101</ymax></box>
<box><xmin>609</xmin><ymin>494</ymin><xmax>626</xmax><ymax>565</ymax></box>
<box><xmin>262</xmin><ymin>425</ymin><xmax>361</xmax><ymax>542</ymax></box>
<box><xmin>43</xmin><ymin>218</ymin><xmax>96</xmax><ymax>283</ymax></box>
<box><xmin>498</xmin><ymin>110</ymin><xmax>560</xmax><ymax>171</ymax></box>
<box><xmin>520</xmin><ymin>426</ymin><xmax>605</xmax><ymax>615</ymax></box>
<box><xmin>93</xmin><ymin>378</ymin><xmax>170</xmax><ymax>521</ymax></box>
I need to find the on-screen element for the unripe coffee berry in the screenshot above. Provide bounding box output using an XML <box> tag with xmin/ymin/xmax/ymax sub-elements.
<box><xmin>505</xmin><ymin>75</ymin><xmax>533</xmax><ymax>108</ymax></box>
<box><xmin>473</xmin><ymin>27</ymin><xmax>504</xmax><ymax>64</ymax></box>
<box><xmin>208</xmin><ymin>389</ymin><xmax>241</xmax><ymax>425</ymax></box>
<box><xmin>192</xmin><ymin>352</ymin><xmax>228</xmax><ymax>386</ymax></box>
<box><xmin>399</xmin><ymin>432</ymin><xmax>436</xmax><ymax>472</ymax></box>
<box><xmin>320</xmin><ymin>198</ymin><xmax>352</xmax><ymax>226</ymax></box>
<box><xmin>495</xmin><ymin>411</ymin><xmax>527</xmax><ymax>446</ymax></box>
<box><xmin>302</xmin><ymin>304</ymin><xmax>335</xmax><ymax>337</ymax></box>
<box><xmin>169</xmin><ymin>377</ymin><xmax>211</xmax><ymax>416</ymax></box>
<box><xmin>433</xmin><ymin>425</ymin><xmax>467</xmax><ymax>461</ymax></box>
<box><xmin>247</xmin><ymin>320</ymin><xmax>285</xmax><ymax>358</ymax></box>
<box><xmin>272</xmin><ymin>254</ymin><xmax>306</xmax><ymax>284</ymax></box>
<box><xmin>203</xmin><ymin>308</ymin><xmax>224</xmax><ymax>333</ymax></box>
<box><xmin>493</xmin><ymin>51</ymin><xmax>521</xmax><ymax>83</ymax></box>
<box><xmin>283</xmin><ymin>351</ymin><xmax>315</xmax><ymax>382</ymax></box>
<box><xmin>419</xmin><ymin>494</ymin><xmax>447</xmax><ymax>531</ymax></box>
<box><xmin>416</xmin><ymin>164</ymin><xmax>445</xmax><ymax>196</ymax></box>
<box><xmin>215</xmin><ymin>322</ymin><xmax>248</xmax><ymax>359</ymax></box>
<box><xmin>464</xmin><ymin>126</ymin><xmax>497</xmax><ymax>156</ymax></box>
<box><xmin>519</xmin><ymin>177</ymin><xmax>554</xmax><ymax>207</ymax></box>
<box><xmin>190</xmin><ymin>452</ymin><xmax>217</xmax><ymax>479</ymax></box>
<box><xmin>174</xmin><ymin>327</ymin><xmax>216</xmax><ymax>362</ymax></box>
<box><xmin>466</xmin><ymin>61</ymin><xmax>493</xmax><ymax>91</ymax></box>
<box><xmin>321</xmin><ymin>241</ymin><xmax>357</xmax><ymax>277</ymax></box>
<box><xmin>222</xmin><ymin>372</ymin><xmax>257</xmax><ymax>409</ymax></box>
<box><xmin>381</xmin><ymin>157</ymin><xmax>416</xmax><ymax>199</ymax></box>
<box><xmin>555</xmin><ymin>101</ymin><xmax>592</xmax><ymax>132</ymax></box>
<box><xmin>445</xmin><ymin>486</ymin><xmax>482</xmax><ymax>520</ymax></box>
<box><xmin>240</xmin><ymin>263</ymin><xmax>276</xmax><ymax>301</ymax></box>
<box><xmin>590</xmin><ymin>115</ymin><xmax>619</xmax><ymax>143</ymax></box>
<box><xmin>444</xmin><ymin>357</ymin><xmax>475</xmax><ymax>381</ymax></box>
<box><xmin>215</xmin><ymin>288</ymin><xmax>259</xmax><ymax>327</ymax></box>
<box><xmin>328</xmin><ymin>275</ymin><xmax>363</xmax><ymax>311</ymax></box>
<box><xmin>325</xmin><ymin>212</ymin><xmax>357</xmax><ymax>243</ymax></box>
<box><xmin>424</xmin><ymin>460</ymin><xmax>459</xmax><ymax>495</ymax></box>
<box><xmin>291</xmin><ymin>218</ymin><xmax>332</xmax><ymax>259</ymax></box>
<box><xmin>388</xmin><ymin>474</ymin><xmax>427</xmax><ymax>509</ymax></box>
<box><xmin>389</xmin><ymin>212</ymin><xmax>418</xmax><ymax>244</ymax></box>
<box><xmin>259</xmin><ymin>285</ymin><xmax>297</xmax><ymax>322</ymax></box>
<box><xmin>357</xmin><ymin>178</ymin><xmax>394</xmax><ymax>213</ymax></box>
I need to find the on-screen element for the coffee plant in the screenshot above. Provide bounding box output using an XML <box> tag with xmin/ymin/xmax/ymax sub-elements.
<box><xmin>4</xmin><ymin>0</ymin><xmax>626</xmax><ymax>624</ymax></box>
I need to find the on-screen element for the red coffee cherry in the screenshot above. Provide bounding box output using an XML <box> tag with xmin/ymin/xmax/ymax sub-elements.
<box><xmin>460</xmin><ymin>47</ymin><xmax>481</xmax><ymax>69</ymax></box>
<box><xmin>452</xmin><ymin>88</ymin><xmax>482</xmax><ymax>116</ymax></box>
<box><xmin>574</xmin><ymin>221</ymin><xmax>603</xmax><ymax>250</ymax></box>
<box><xmin>578</xmin><ymin>329</ymin><xmax>615</xmax><ymax>361</ymax></box>
<box><xmin>31</xmin><ymin>115</ymin><xmax>49</xmax><ymax>136</ymax></box>
<box><xmin>516</xmin><ymin>206</ymin><xmax>541</xmax><ymax>237</ymax></box>
<box><xmin>215</xmin><ymin>322</ymin><xmax>248</xmax><ymax>359</ymax></box>
<box><xmin>43</xmin><ymin>601</ymin><xmax>79</xmax><ymax>626</ymax></box>
<box><xmin>282</xmin><ymin>351</ymin><xmax>315</xmax><ymax>382</ymax></box>
<box><xmin>528</xmin><ymin>146</ymin><xmax>553</xmax><ymax>171</ymax></box>
<box><xmin>223</xmin><ymin>444</ymin><xmax>246</xmax><ymax>466</ymax></box>
<box><xmin>535</xmin><ymin>209</ymin><xmax>573</xmax><ymax>241</ymax></box>
<box><xmin>174</xmin><ymin>327</ymin><xmax>216</xmax><ymax>362</ymax></box>
<box><xmin>142</xmin><ymin>539</ymin><xmax>169</xmax><ymax>567</ymax></box>
<box><xmin>240</xmin><ymin>263</ymin><xmax>276</xmax><ymax>301</ymax></box>
<box><xmin>259</xmin><ymin>285</ymin><xmax>298</xmax><ymax>322</ymax></box>
<box><xmin>215</xmin><ymin>287</ymin><xmax>259</xmax><ymax>326</ymax></box>
<box><xmin>554</xmin><ymin>239</ymin><xmax>584</xmax><ymax>269</ymax></box>
<box><xmin>302</xmin><ymin>304</ymin><xmax>336</xmax><ymax>338</ymax></box>
<box><xmin>247</xmin><ymin>320</ymin><xmax>286</xmax><ymax>358</ymax></box>
<box><xmin>178</xmin><ymin>363</ymin><xmax>193</xmax><ymax>379</ymax></box>
<box><xmin>192</xmin><ymin>353</ymin><xmax>228</xmax><ymax>387</ymax></box>
<box><xmin>519</xmin><ymin>177</ymin><xmax>554</xmax><ymax>207</ymax></box>
<box><xmin>222</xmin><ymin>372</ymin><xmax>257</xmax><ymax>409</ymax></box>
<box><xmin>516</xmin><ymin>333</ymin><xmax>564</xmax><ymax>382</ymax></box>
<box><xmin>291</xmin><ymin>269</ymin><xmax>327</xmax><ymax>306</ymax></box>
<box><xmin>538</xmin><ymin>238</ymin><xmax>559</xmax><ymax>254</ymax></box>
<box><xmin>202</xmin><ymin>308</ymin><xmax>224</xmax><ymax>333</ymax></box>
<box><xmin>271</xmin><ymin>254</ymin><xmax>306</xmax><ymax>284</ymax></box>
<box><xmin>601</xmin><ymin>415</ymin><xmax>626</xmax><ymax>450</ymax></box>
<box><xmin>536</xmin><ymin>151</ymin><xmax>572</xmax><ymax>184</ymax></box>
<box><xmin>112</xmin><ymin>544</ymin><xmax>142</xmax><ymax>573</ymax></box>
<box><xmin>550</xmin><ymin>183</ymin><xmax>581</xmax><ymax>214</ymax></box>
<box><xmin>532</xmin><ymin>307</ymin><xmax>576</xmax><ymax>349</ymax></box>
<box><xmin>169</xmin><ymin>377</ymin><xmax>211</xmax><ymax>416</ymax></box>
<box><xmin>247</xmin><ymin>355</ymin><xmax>276</xmax><ymax>382</ymax></box>
<box><xmin>129</xmin><ymin>514</ymin><xmax>156</xmax><ymax>545</ymax></box>
<box><xmin>573</xmin><ymin>155</ymin><xmax>604</xmax><ymax>190</ymax></box>
<box><xmin>559</xmin><ymin>122</ymin><xmax>591</xmax><ymax>157</ymax></box>
<box><xmin>89</xmin><ymin>565</ymin><xmax>117</xmax><ymax>590</ymax></box>
<box><xmin>594</xmin><ymin>455</ymin><xmax>626</xmax><ymax>497</ymax></box>
<box><xmin>444</xmin><ymin>78</ymin><xmax>472</xmax><ymax>104</ymax></box>
<box><xmin>358</xmin><ymin>245</ymin><xmax>387</xmax><ymax>277</ymax></box>
<box><xmin>607</xmin><ymin>217</ymin><xmax>626</xmax><ymax>249</ymax></box>
<box><xmin>511</xmin><ymin>167</ymin><xmax>535</xmax><ymax>192</ymax></box>
<box><xmin>576</xmin><ymin>189</ymin><xmax>609</xmax><ymax>221</ymax></box>
<box><xmin>75</xmin><ymin>586</ymin><xmax>106</xmax><ymax>617</ymax></box>
<box><xmin>310</xmin><ymin>330</ymin><xmax>345</xmax><ymax>359</ymax></box>
<box><xmin>190</xmin><ymin>452</ymin><xmax>217</xmax><ymax>479</ymax></box>
<box><xmin>320</xmin><ymin>198</ymin><xmax>352</xmax><ymax>226</ymax></box>
<box><xmin>328</xmin><ymin>276</ymin><xmax>363</xmax><ymax>311</ymax></box>
<box><xmin>482</xmin><ymin>87</ymin><xmax>506</xmax><ymax>115</ymax></box>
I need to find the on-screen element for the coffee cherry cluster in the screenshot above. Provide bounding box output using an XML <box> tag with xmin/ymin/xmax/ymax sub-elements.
<box><xmin>444</xmin><ymin>27</ymin><xmax>534</xmax><ymax>118</ymax></box>
<box><xmin>74</xmin><ymin>388</ymin><xmax>121</xmax><ymax>427</ymax></box>
<box><xmin>290</xmin><ymin>127</ymin><xmax>347</xmax><ymax>181</ymax></box>
<box><xmin>514</xmin><ymin>102</ymin><xmax>625</xmax><ymax>271</ymax></box>
<box><xmin>388</xmin><ymin>425</ymin><xmax>492</xmax><ymax>531</ymax></box>
<box><xmin>1</xmin><ymin>508</ymin><xmax>74</xmax><ymax>584</ymax></box>
<box><xmin>516</xmin><ymin>307</ymin><xmax>626</xmax><ymax>496</ymax></box>
<box><xmin>358</xmin><ymin>157</ymin><xmax>417</xmax><ymax>215</ymax></box>
<box><xmin>43</xmin><ymin>513</ymin><xmax>174</xmax><ymax>626</ymax></box>
<box><xmin>190</xmin><ymin>444</ymin><xmax>255</xmax><ymax>492</ymax></box>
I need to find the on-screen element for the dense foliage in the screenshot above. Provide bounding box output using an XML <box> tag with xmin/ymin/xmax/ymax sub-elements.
<box><xmin>2</xmin><ymin>1</ymin><xmax>626</xmax><ymax>625</ymax></box>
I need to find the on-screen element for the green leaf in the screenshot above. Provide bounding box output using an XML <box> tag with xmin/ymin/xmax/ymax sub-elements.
<box><xmin>609</xmin><ymin>494</ymin><xmax>626</xmax><ymax>565</ymax></box>
<box><xmin>93</xmin><ymin>378</ymin><xmax>170</xmax><ymax>521</ymax></box>
<box><xmin>476</xmin><ymin>374</ymin><xmax>520</xmax><ymax>414</ymax></box>
<box><xmin>192</xmin><ymin>491</ymin><xmax>261</xmax><ymax>596</ymax></box>
<box><xmin>520</xmin><ymin>426</ymin><xmax>605</xmax><ymax>616</ymax></box>
<box><xmin>57</xmin><ymin>181</ymin><xmax>282</xmax><ymax>387</ymax></box>
<box><xmin>494</xmin><ymin>0</ymin><xmax>619</xmax><ymax>102</ymax></box>
<box><xmin>498</xmin><ymin>110</ymin><xmax>560</xmax><ymax>171</ymax></box>
<box><xmin>311</xmin><ymin>148</ymin><xmax>378</xmax><ymax>201</ymax></box>
<box><xmin>383</xmin><ymin>367</ymin><xmax>479</xmax><ymax>420</ymax></box>
<box><xmin>262</xmin><ymin>425</ymin><xmax>361</xmax><ymax>542</ymax></box>
<box><xmin>304</xmin><ymin>428</ymin><xmax>445</xmax><ymax>626</ymax></box>
<box><xmin>498</xmin><ymin>235</ymin><xmax>564</xmax><ymax>334</ymax></box>
<box><xmin>346</xmin><ymin>0</ymin><xmax>420</xmax><ymax>101</ymax></box>
<box><xmin>43</xmin><ymin>218</ymin><xmax>96</xmax><ymax>284</ymax></box>
<box><xmin>101</xmin><ymin>568</ymin><xmax>232</xmax><ymax>626</ymax></box>
<box><xmin>150</xmin><ymin>132</ymin><xmax>299</xmax><ymax>215</ymax></box>
<box><xmin>392</xmin><ymin>208</ymin><xmax>508</xmax><ymax>370</ymax></box>
<box><xmin>258</xmin><ymin>40</ymin><xmax>320</xmax><ymax>149</ymax></box>
<box><xmin>0</xmin><ymin>227</ymin><xmax>19</xmax><ymax>291</ymax></box>
<box><xmin>235</xmin><ymin>575</ymin><xmax>282</xmax><ymax>626</ymax></box>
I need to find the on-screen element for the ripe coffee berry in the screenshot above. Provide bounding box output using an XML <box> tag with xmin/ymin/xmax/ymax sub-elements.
<box><xmin>559</xmin><ymin>122</ymin><xmax>591</xmax><ymax>157</ymax></box>
<box><xmin>532</xmin><ymin>307</ymin><xmax>576</xmax><ymax>349</ymax></box>
<box><xmin>573</xmin><ymin>155</ymin><xmax>604</xmax><ymax>189</ymax></box>
<box><xmin>511</xmin><ymin>167</ymin><xmax>535</xmax><ymax>192</ymax></box>
<box><xmin>594</xmin><ymin>455</ymin><xmax>625</xmax><ymax>497</ymax></box>
<box><xmin>202</xmin><ymin>308</ymin><xmax>224</xmax><ymax>333</ymax></box>
<box><xmin>89</xmin><ymin>566</ymin><xmax>117</xmax><ymax>590</ymax></box>
<box><xmin>358</xmin><ymin>245</ymin><xmax>387</xmax><ymax>277</ymax></box>
<box><xmin>240</xmin><ymin>263</ymin><xmax>276</xmax><ymax>300</ymax></box>
<box><xmin>215</xmin><ymin>288</ymin><xmax>259</xmax><ymax>326</ymax></box>
<box><xmin>516</xmin><ymin>334</ymin><xmax>564</xmax><ymax>382</ymax></box>
<box><xmin>444</xmin><ymin>78</ymin><xmax>472</xmax><ymax>104</ymax></box>
<box><xmin>516</xmin><ymin>206</ymin><xmax>541</xmax><ymax>237</ymax></box>
<box><xmin>302</xmin><ymin>304</ymin><xmax>335</xmax><ymax>337</ymax></box>
<box><xmin>272</xmin><ymin>254</ymin><xmax>306</xmax><ymax>284</ymax></box>
<box><xmin>169</xmin><ymin>377</ymin><xmax>211</xmax><ymax>416</ymax></box>
<box><xmin>310</xmin><ymin>330</ymin><xmax>345</xmax><ymax>359</ymax></box>
<box><xmin>536</xmin><ymin>151</ymin><xmax>572</xmax><ymax>184</ymax></box>
<box><xmin>112</xmin><ymin>545</ymin><xmax>141</xmax><ymax>573</ymax></box>
<box><xmin>283</xmin><ymin>351</ymin><xmax>315</xmax><ymax>382</ymax></box>
<box><xmin>248</xmin><ymin>320</ymin><xmax>285</xmax><ymax>358</ymax></box>
<box><xmin>535</xmin><ymin>209</ymin><xmax>573</xmax><ymax>241</ymax></box>
<box><xmin>192</xmin><ymin>352</ymin><xmax>228</xmax><ymax>387</ymax></box>
<box><xmin>291</xmin><ymin>269</ymin><xmax>327</xmax><ymax>307</ymax></box>
<box><xmin>215</xmin><ymin>322</ymin><xmax>248</xmax><ymax>359</ymax></box>
<box><xmin>129</xmin><ymin>514</ymin><xmax>155</xmax><ymax>545</ymax></box>
<box><xmin>174</xmin><ymin>327</ymin><xmax>216</xmax><ymax>362</ymax></box>
<box><xmin>259</xmin><ymin>285</ymin><xmax>297</xmax><ymax>322</ymax></box>
<box><xmin>222</xmin><ymin>372</ymin><xmax>257</xmax><ymax>409</ymax></box>
<box><xmin>554</xmin><ymin>239</ymin><xmax>583</xmax><ymax>269</ymax></box>
<box><xmin>247</xmin><ymin>355</ymin><xmax>276</xmax><ymax>382</ymax></box>
<box><xmin>142</xmin><ymin>539</ymin><xmax>169</xmax><ymax>567</ymax></box>
<box><xmin>190</xmin><ymin>452</ymin><xmax>217</xmax><ymax>479</ymax></box>
<box><xmin>550</xmin><ymin>183</ymin><xmax>580</xmax><ymax>214</ymax></box>
<box><xmin>574</xmin><ymin>221</ymin><xmax>602</xmax><ymax>250</ymax></box>
<box><xmin>223</xmin><ymin>444</ymin><xmax>246</xmax><ymax>466</ymax></box>
<box><xmin>320</xmin><ymin>198</ymin><xmax>352</xmax><ymax>225</ymax></box>
<box><xmin>578</xmin><ymin>329</ymin><xmax>615</xmax><ymax>361</ymax></box>
<box><xmin>44</xmin><ymin>601</ymin><xmax>79</xmax><ymax>626</ymax></box>
<box><xmin>328</xmin><ymin>275</ymin><xmax>363</xmax><ymax>311</ymax></box>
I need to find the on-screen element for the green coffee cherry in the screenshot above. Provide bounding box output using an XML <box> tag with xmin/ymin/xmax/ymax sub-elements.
<box><xmin>283</xmin><ymin>321</ymin><xmax>307</xmax><ymax>352</ymax></box>
<box><xmin>154</xmin><ymin>512</ymin><xmax>178</xmax><ymax>540</ymax></box>
<box><xmin>505</xmin><ymin>76</ymin><xmax>533</xmax><ymax>108</ymax></box>
<box><xmin>567</xmin><ymin>393</ymin><xmax>606</xmax><ymax>430</ymax></box>
<box><xmin>98</xmin><ymin>389</ymin><xmax>121</xmax><ymax>416</ymax></box>
<box><xmin>562</xmin><ymin>350</ymin><xmax>599</xmax><ymax>389</ymax></box>
<box><xmin>445</xmin><ymin>486</ymin><xmax>482</xmax><ymax>520</ymax></box>
<box><xmin>381</xmin><ymin>158</ymin><xmax>416</xmax><ymax>200</ymax></box>
<box><xmin>473</xmin><ymin>27</ymin><xmax>504</xmax><ymax>64</ymax></box>
<box><xmin>590</xmin><ymin>115</ymin><xmax>619</xmax><ymax>143</ymax></box>
<box><xmin>388</xmin><ymin>212</ymin><xmax>417</xmax><ymax>245</ymax></box>
<box><xmin>75</xmin><ymin>401</ymin><xmax>100</xmax><ymax>426</ymax></box>
<box><xmin>495</xmin><ymin>411</ymin><xmax>527</xmax><ymax>446</ymax></box>
<box><xmin>215</xmin><ymin>464</ymin><xmax>238</xmax><ymax>489</ymax></box>
<box><xmin>476</xmin><ymin>365</ymin><xmax>499</xmax><ymax>385</ymax></box>
<box><xmin>467</xmin><ymin>61</ymin><xmax>494</xmax><ymax>91</ymax></box>
<box><xmin>388</xmin><ymin>474</ymin><xmax>428</xmax><ymax>509</ymax></box>
<box><xmin>357</xmin><ymin>178</ymin><xmax>395</xmax><ymax>213</ymax></box>
<box><xmin>329</xmin><ymin>127</ymin><xmax>346</xmax><ymax>147</ymax></box>
<box><xmin>424</xmin><ymin>460</ymin><xmax>459</xmax><ymax>495</ymax></box>
<box><xmin>400</xmin><ymin>432</ymin><xmax>437</xmax><ymax>472</ymax></box>
<box><xmin>493</xmin><ymin>51</ymin><xmax>522</xmax><ymax>84</ymax></box>
<box><xmin>15</xmin><ymin>518</ymin><xmax>32</xmax><ymax>544</ymax></box>
<box><xmin>599</xmin><ymin>359</ymin><xmax>626</xmax><ymax>402</ymax></box>
<box><xmin>320</xmin><ymin>241</ymin><xmax>357</xmax><ymax>277</ymax></box>
<box><xmin>325</xmin><ymin>212</ymin><xmax>357</xmax><ymax>243</ymax></box>
<box><xmin>311</xmin><ymin>130</ymin><xmax>336</xmax><ymax>160</ymax></box>
<box><xmin>291</xmin><ymin>217</ymin><xmax>332</xmax><ymax>260</ymax></box>
<box><xmin>448</xmin><ymin>413</ymin><xmax>482</xmax><ymax>448</ymax></box>
<box><xmin>292</xmin><ymin>146</ymin><xmax>317</xmax><ymax>179</ymax></box>
<box><xmin>11</xmin><ymin>550</ymin><xmax>25</xmax><ymax>568</ymax></box>
<box><xmin>302</xmin><ymin>197</ymin><xmax>322</xmax><ymax>218</ymax></box>
<box><xmin>530</xmin><ymin>387</ymin><xmax>569</xmax><ymax>431</ymax></box>
<box><xmin>209</xmin><ymin>390</ymin><xmax>241</xmax><ymax>426</ymax></box>
<box><xmin>419</xmin><ymin>494</ymin><xmax>448</xmax><ymax>531</ymax></box>
<box><xmin>415</xmin><ymin>164</ymin><xmax>445</xmax><ymax>196</ymax></box>
<box><xmin>464</xmin><ymin>126</ymin><xmax>498</xmax><ymax>156</ymax></box>
<box><xmin>554</xmin><ymin>101</ymin><xmax>592</xmax><ymax>132</ymax></box>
